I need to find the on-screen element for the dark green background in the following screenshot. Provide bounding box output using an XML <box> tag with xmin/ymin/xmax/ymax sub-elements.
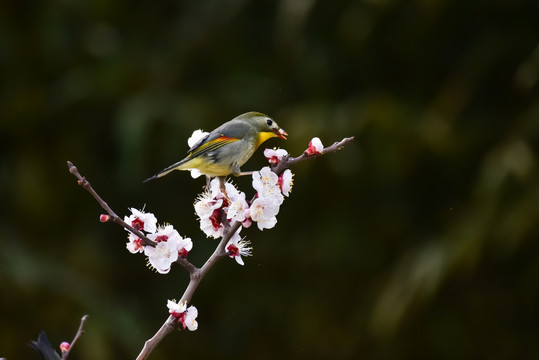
<box><xmin>2</xmin><ymin>0</ymin><xmax>539</xmax><ymax>359</ymax></box>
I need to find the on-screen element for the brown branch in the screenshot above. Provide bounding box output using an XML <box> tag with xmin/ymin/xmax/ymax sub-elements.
<box><xmin>66</xmin><ymin>161</ymin><xmax>195</xmax><ymax>273</ymax></box>
<box><xmin>272</xmin><ymin>136</ymin><xmax>355</xmax><ymax>175</ymax></box>
<box><xmin>66</xmin><ymin>160</ymin><xmax>241</xmax><ymax>359</ymax></box>
<box><xmin>67</xmin><ymin>162</ymin><xmax>155</xmax><ymax>247</ymax></box>
<box><xmin>175</xmin><ymin>256</ymin><xmax>198</xmax><ymax>273</ymax></box>
<box><xmin>67</xmin><ymin>135</ymin><xmax>354</xmax><ymax>360</ymax></box>
<box><xmin>135</xmin><ymin>137</ymin><xmax>355</xmax><ymax>359</ymax></box>
<box><xmin>136</xmin><ymin>221</ymin><xmax>241</xmax><ymax>360</ymax></box>
<box><xmin>62</xmin><ymin>315</ymin><xmax>89</xmax><ymax>360</ymax></box>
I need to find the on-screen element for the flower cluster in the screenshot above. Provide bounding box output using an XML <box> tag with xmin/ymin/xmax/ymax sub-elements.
<box><xmin>124</xmin><ymin>208</ymin><xmax>192</xmax><ymax>274</ymax></box>
<box><xmin>250</xmin><ymin>167</ymin><xmax>287</xmax><ymax>230</ymax></box>
<box><xmin>194</xmin><ymin>179</ymin><xmax>251</xmax><ymax>238</ymax></box>
<box><xmin>193</xmin><ymin>179</ymin><xmax>254</xmax><ymax>265</ymax></box>
<box><xmin>193</xmin><ymin>167</ymin><xmax>293</xmax><ymax>231</ymax></box>
<box><xmin>191</xmin><ymin>146</ymin><xmax>294</xmax><ymax>266</ymax></box>
<box><xmin>167</xmin><ymin>300</ymin><xmax>198</xmax><ymax>331</ymax></box>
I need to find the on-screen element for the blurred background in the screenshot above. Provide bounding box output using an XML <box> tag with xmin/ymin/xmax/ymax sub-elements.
<box><xmin>2</xmin><ymin>0</ymin><xmax>539</xmax><ymax>358</ymax></box>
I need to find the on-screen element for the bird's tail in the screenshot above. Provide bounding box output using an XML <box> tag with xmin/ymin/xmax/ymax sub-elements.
<box><xmin>143</xmin><ymin>158</ymin><xmax>190</xmax><ymax>183</ymax></box>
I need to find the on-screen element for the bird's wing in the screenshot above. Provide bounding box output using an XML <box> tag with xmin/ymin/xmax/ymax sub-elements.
<box><xmin>187</xmin><ymin>120</ymin><xmax>250</xmax><ymax>157</ymax></box>
<box><xmin>188</xmin><ymin>120</ymin><xmax>250</xmax><ymax>151</ymax></box>
<box><xmin>188</xmin><ymin>135</ymin><xmax>240</xmax><ymax>159</ymax></box>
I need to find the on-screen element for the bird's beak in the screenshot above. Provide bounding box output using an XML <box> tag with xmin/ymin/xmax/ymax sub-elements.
<box><xmin>275</xmin><ymin>128</ymin><xmax>288</xmax><ymax>140</ymax></box>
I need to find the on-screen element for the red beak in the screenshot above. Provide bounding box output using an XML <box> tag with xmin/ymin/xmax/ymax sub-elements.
<box><xmin>275</xmin><ymin>128</ymin><xmax>288</xmax><ymax>140</ymax></box>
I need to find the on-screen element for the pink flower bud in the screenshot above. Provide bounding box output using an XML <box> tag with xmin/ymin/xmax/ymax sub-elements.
<box><xmin>99</xmin><ymin>214</ymin><xmax>111</xmax><ymax>222</ymax></box>
<box><xmin>60</xmin><ymin>342</ymin><xmax>71</xmax><ymax>353</ymax></box>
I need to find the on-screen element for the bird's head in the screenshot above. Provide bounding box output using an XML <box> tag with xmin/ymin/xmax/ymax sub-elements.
<box><xmin>242</xmin><ymin>112</ymin><xmax>288</xmax><ymax>147</ymax></box>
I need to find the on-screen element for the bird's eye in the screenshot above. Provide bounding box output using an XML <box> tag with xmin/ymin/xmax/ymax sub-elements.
<box><xmin>266</xmin><ymin>119</ymin><xmax>273</xmax><ymax>126</ymax></box>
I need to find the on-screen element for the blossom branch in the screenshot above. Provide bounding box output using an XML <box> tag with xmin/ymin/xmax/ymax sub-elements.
<box><xmin>67</xmin><ymin>161</ymin><xmax>155</xmax><ymax>247</ymax></box>
<box><xmin>67</xmin><ymin>159</ymin><xmax>241</xmax><ymax>359</ymax></box>
<box><xmin>136</xmin><ymin>221</ymin><xmax>241</xmax><ymax>360</ymax></box>
<box><xmin>272</xmin><ymin>136</ymin><xmax>355</xmax><ymax>175</ymax></box>
<box><xmin>67</xmin><ymin>135</ymin><xmax>355</xmax><ymax>360</ymax></box>
<box><xmin>134</xmin><ymin>137</ymin><xmax>358</xmax><ymax>359</ymax></box>
<box><xmin>67</xmin><ymin>161</ymin><xmax>196</xmax><ymax>273</ymax></box>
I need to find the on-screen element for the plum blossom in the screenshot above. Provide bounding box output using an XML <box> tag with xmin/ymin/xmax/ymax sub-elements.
<box><xmin>195</xmin><ymin>178</ymin><xmax>251</xmax><ymax>236</ymax></box>
<box><xmin>145</xmin><ymin>225</ymin><xmax>192</xmax><ymax>274</ymax></box>
<box><xmin>264</xmin><ymin>148</ymin><xmax>288</xmax><ymax>164</ymax></box>
<box><xmin>227</xmin><ymin>190</ymin><xmax>249</xmax><ymax>224</ymax></box>
<box><xmin>144</xmin><ymin>241</ymin><xmax>178</xmax><ymax>274</ymax></box>
<box><xmin>167</xmin><ymin>299</ymin><xmax>187</xmax><ymax>317</ymax></box>
<box><xmin>252</xmin><ymin>166</ymin><xmax>284</xmax><ymax>205</ymax></box>
<box><xmin>194</xmin><ymin>189</ymin><xmax>225</xmax><ymax>238</ymax></box>
<box><xmin>124</xmin><ymin>208</ymin><xmax>158</xmax><ymax>254</ymax></box>
<box><xmin>306</xmin><ymin>137</ymin><xmax>324</xmax><ymax>155</ymax></box>
<box><xmin>207</xmin><ymin>177</ymin><xmax>242</xmax><ymax>201</ymax></box>
<box><xmin>167</xmin><ymin>300</ymin><xmax>199</xmax><ymax>331</ymax></box>
<box><xmin>248</xmin><ymin>166</ymin><xmax>293</xmax><ymax>229</ymax></box>
<box><xmin>183</xmin><ymin>306</ymin><xmax>199</xmax><ymax>331</ymax></box>
<box><xmin>126</xmin><ymin>233</ymin><xmax>144</xmax><ymax>254</ymax></box>
<box><xmin>176</xmin><ymin>236</ymin><xmax>193</xmax><ymax>258</ymax></box>
<box><xmin>278</xmin><ymin>169</ymin><xmax>294</xmax><ymax>197</ymax></box>
<box><xmin>124</xmin><ymin>208</ymin><xmax>157</xmax><ymax>233</ymax></box>
<box><xmin>226</xmin><ymin>227</ymin><xmax>252</xmax><ymax>265</ymax></box>
<box><xmin>248</xmin><ymin>196</ymin><xmax>279</xmax><ymax>230</ymax></box>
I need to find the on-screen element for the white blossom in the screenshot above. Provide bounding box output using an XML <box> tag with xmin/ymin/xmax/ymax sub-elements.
<box><xmin>183</xmin><ymin>306</ymin><xmax>199</xmax><ymax>331</ymax></box>
<box><xmin>249</xmin><ymin>197</ymin><xmax>279</xmax><ymax>230</ymax></box>
<box><xmin>306</xmin><ymin>137</ymin><xmax>324</xmax><ymax>155</ymax></box>
<box><xmin>264</xmin><ymin>148</ymin><xmax>288</xmax><ymax>164</ymax></box>
<box><xmin>124</xmin><ymin>208</ymin><xmax>157</xmax><ymax>233</ymax></box>
<box><xmin>167</xmin><ymin>300</ymin><xmax>198</xmax><ymax>331</ymax></box>
<box><xmin>145</xmin><ymin>225</ymin><xmax>191</xmax><ymax>274</ymax></box>
<box><xmin>126</xmin><ymin>233</ymin><xmax>144</xmax><ymax>254</ymax></box>
<box><xmin>279</xmin><ymin>169</ymin><xmax>294</xmax><ymax>197</ymax></box>
<box><xmin>252</xmin><ymin>167</ymin><xmax>284</xmax><ymax>205</ymax></box>
<box><xmin>226</xmin><ymin>227</ymin><xmax>252</xmax><ymax>265</ymax></box>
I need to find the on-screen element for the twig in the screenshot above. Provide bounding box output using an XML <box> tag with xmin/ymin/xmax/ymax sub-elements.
<box><xmin>62</xmin><ymin>314</ymin><xmax>89</xmax><ymax>360</ymax></box>
<box><xmin>272</xmin><ymin>136</ymin><xmax>355</xmax><ymax>175</ymax></box>
<box><xmin>67</xmin><ymin>161</ymin><xmax>156</xmax><ymax>248</ymax></box>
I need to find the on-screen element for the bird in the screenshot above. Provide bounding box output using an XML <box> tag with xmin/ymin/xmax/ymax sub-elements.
<box><xmin>144</xmin><ymin>111</ymin><xmax>287</xmax><ymax>183</ymax></box>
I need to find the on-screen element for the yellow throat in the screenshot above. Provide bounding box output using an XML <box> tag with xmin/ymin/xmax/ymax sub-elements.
<box><xmin>256</xmin><ymin>131</ymin><xmax>277</xmax><ymax>148</ymax></box>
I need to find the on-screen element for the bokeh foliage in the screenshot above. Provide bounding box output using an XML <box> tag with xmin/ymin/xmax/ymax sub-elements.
<box><xmin>1</xmin><ymin>0</ymin><xmax>539</xmax><ymax>359</ymax></box>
